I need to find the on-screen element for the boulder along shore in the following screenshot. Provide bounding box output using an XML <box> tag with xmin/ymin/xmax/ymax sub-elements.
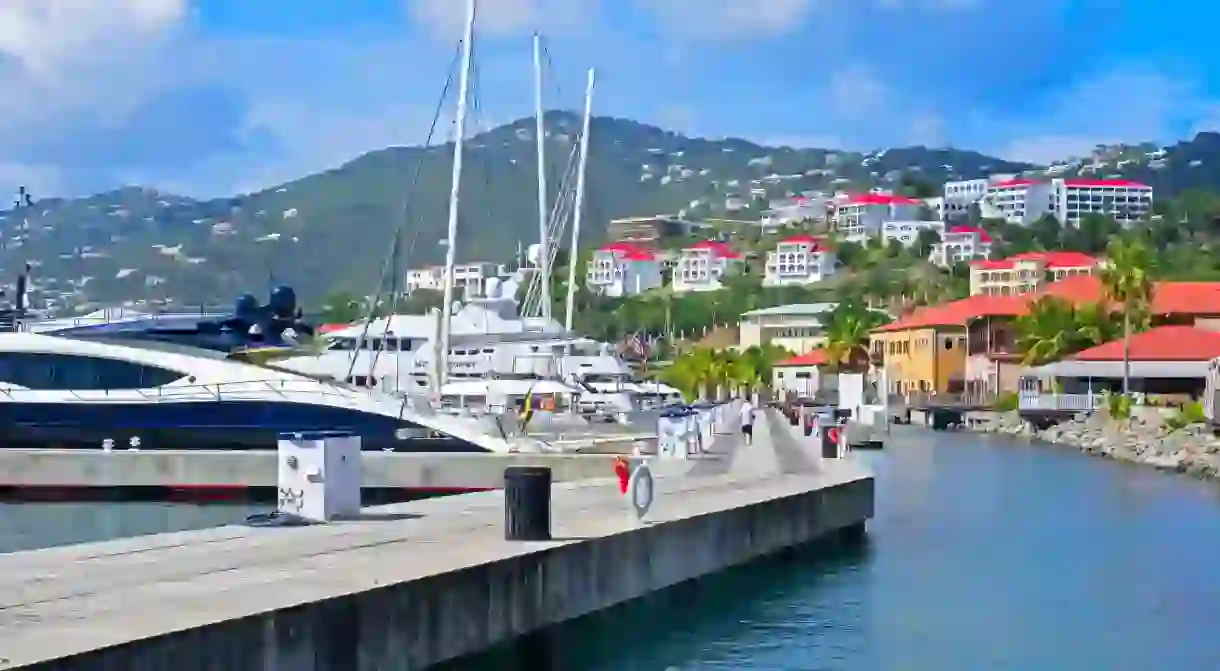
<box><xmin>960</xmin><ymin>410</ymin><xmax>1220</xmax><ymax>479</ymax></box>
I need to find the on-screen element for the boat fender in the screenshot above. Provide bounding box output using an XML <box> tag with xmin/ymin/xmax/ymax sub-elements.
<box><xmin>613</xmin><ymin>456</ymin><xmax>630</xmax><ymax>494</ymax></box>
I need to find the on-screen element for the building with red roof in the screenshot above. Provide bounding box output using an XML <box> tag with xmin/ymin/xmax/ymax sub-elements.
<box><xmin>773</xmin><ymin>349</ymin><xmax>832</xmax><ymax>397</ymax></box>
<box><xmin>982</xmin><ymin>177</ymin><xmax>1152</xmax><ymax>226</ymax></box>
<box><xmin>1022</xmin><ymin>326</ymin><xmax>1220</xmax><ymax>397</ymax></box>
<box><xmin>833</xmin><ymin>191</ymin><xmax>924</xmax><ymax>238</ymax></box>
<box><xmin>672</xmin><ymin>240</ymin><xmax>742</xmax><ymax>294</ymax></box>
<box><xmin>870</xmin><ymin>271</ymin><xmax>1220</xmax><ymax>398</ymax></box>
<box><xmin>970</xmin><ymin>251</ymin><xmax>1101</xmax><ymax>297</ymax></box>
<box><xmin>763</xmin><ymin>234</ymin><xmax>838</xmax><ymax>287</ymax></box>
<box><xmin>587</xmin><ymin>241</ymin><xmax>663</xmax><ymax>298</ymax></box>
<box><xmin>931</xmin><ymin>225</ymin><xmax>993</xmax><ymax>267</ymax></box>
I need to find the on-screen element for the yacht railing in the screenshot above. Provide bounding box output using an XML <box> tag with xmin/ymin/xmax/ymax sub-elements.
<box><xmin>0</xmin><ymin>378</ymin><xmax>379</xmax><ymax>407</ymax></box>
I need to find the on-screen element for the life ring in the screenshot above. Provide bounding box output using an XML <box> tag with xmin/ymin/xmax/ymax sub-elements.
<box><xmin>628</xmin><ymin>461</ymin><xmax>655</xmax><ymax>519</ymax></box>
<box><xmin>827</xmin><ymin>426</ymin><xmax>842</xmax><ymax>444</ymax></box>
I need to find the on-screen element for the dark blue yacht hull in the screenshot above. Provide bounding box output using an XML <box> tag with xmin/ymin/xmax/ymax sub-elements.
<box><xmin>0</xmin><ymin>400</ymin><xmax>488</xmax><ymax>452</ymax></box>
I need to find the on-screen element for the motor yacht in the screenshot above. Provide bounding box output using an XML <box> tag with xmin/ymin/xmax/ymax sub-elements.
<box><xmin>0</xmin><ymin>332</ymin><xmax>530</xmax><ymax>453</ymax></box>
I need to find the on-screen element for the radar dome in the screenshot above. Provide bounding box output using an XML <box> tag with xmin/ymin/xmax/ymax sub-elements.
<box><xmin>234</xmin><ymin>293</ymin><xmax>259</xmax><ymax>319</ymax></box>
<box><xmin>526</xmin><ymin>243</ymin><xmax>544</xmax><ymax>266</ymax></box>
<box><xmin>268</xmin><ymin>285</ymin><xmax>296</xmax><ymax>318</ymax></box>
<box><xmin>484</xmin><ymin>277</ymin><xmax>503</xmax><ymax>298</ymax></box>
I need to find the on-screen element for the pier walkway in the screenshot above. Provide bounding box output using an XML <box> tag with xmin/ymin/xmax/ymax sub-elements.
<box><xmin>0</xmin><ymin>409</ymin><xmax>873</xmax><ymax>670</ymax></box>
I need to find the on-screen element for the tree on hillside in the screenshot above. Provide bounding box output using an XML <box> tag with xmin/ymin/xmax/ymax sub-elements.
<box><xmin>913</xmin><ymin>228</ymin><xmax>942</xmax><ymax>259</ymax></box>
<box><xmin>1100</xmin><ymin>237</ymin><xmax>1154</xmax><ymax>394</ymax></box>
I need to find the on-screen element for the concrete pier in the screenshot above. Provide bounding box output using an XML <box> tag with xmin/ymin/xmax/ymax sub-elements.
<box><xmin>0</xmin><ymin>450</ymin><xmax>658</xmax><ymax>490</ymax></box>
<box><xmin>0</xmin><ymin>410</ymin><xmax>874</xmax><ymax>669</ymax></box>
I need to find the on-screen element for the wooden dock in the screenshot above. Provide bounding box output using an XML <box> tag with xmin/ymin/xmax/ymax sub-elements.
<box><xmin>0</xmin><ymin>410</ymin><xmax>874</xmax><ymax>670</ymax></box>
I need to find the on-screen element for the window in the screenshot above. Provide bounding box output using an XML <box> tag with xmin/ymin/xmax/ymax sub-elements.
<box><xmin>0</xmin><ymin>352</ymin><xmax>187</xmax><ymax>390</ymax></box>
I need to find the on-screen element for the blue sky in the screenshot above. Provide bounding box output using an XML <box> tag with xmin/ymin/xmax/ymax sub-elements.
<box><xmin>0</xmin><ymin>0</ymin><xmax>1217</xmax><ymax>199</ymax></box>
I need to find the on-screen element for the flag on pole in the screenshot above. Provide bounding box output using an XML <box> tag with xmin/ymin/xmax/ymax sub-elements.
<box><xmin>519</xmin><ymin>386</ymin><xmax>535</xmax><ymax>431</ymax></box>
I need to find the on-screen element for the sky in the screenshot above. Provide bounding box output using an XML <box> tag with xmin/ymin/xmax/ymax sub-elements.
<box><xmin>1</xmin><ymin>0</ymin><xmax>1218</xmax><ymax>199</ymax></box>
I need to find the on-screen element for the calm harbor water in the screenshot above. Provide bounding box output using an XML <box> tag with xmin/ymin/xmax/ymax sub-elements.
<box><xmin>5</xmin><ymin>430</ymin><xmax>1220</xmax><ymax>669</ymax></box>
<box><xmin>447</xmin><ymin>428</ymin><xmax>1220</xmax><ymax>670</ymax></box>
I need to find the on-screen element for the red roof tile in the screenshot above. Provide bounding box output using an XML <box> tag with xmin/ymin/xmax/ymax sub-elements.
<box><xmin>1070</xmin><ymin>326</ymin><xmax>1220</xmax><ymax>362</ymax></box>
<box><xmin>1063</xmin><ymin>178</ymin><xmax>1149</xmax><ymax>188</ymax></box>
<box><xmin>686</xmin><ymin>240</ymin><xmax>741</xmax><ymax>259</ymax></box>
<box><xmin>873</xmin><ymin>277</ymin><xmax>1220</xmax><ymax>335</ymax></box>
<box><xmin>971</xmin><ymin>251</ymin><xmax>1098</xmax><ymax>270</ymax></box>
<box><xmin>776</xmin><ymin>349</ymin><xmax>831</xmax><ymax>367</ymax></box>
<box><xmin>990</xmin><ymin>178</ymin><xmax>1039</xmax><ymax>188</ymax></box>
<box><xmin>779</xmin><ymin>234</ymin><xmax>833</xmax><ymax>250</ymax></box>
<box><xmin>841</xmin><ymin>193</ymin><xmax>921</xmax><ymax>206</ymax></box>
<box><xmin>1039</xmin><ymin>275</ymin><xmax>1220</xmax><ymax>316</ymax></box>
<box><xmin>872</xmin><ymin>294</ymin><xmax>1028</xmax><ymax>332</ymax></box>
<box><xmin>599</xmin><ymin>241</ymin><xmax>657</xmax><ymax>261</ymax></box>
<box><xmin>945</xmin><ymin>225</ymin><xmax>992</xmax><ymax>242</ymax></box>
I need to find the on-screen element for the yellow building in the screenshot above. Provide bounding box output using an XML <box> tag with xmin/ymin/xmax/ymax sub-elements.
<box><xmin>870</xmin><ymin>299</ymin><xmax>982</xmax><ymax>396</ymax></box>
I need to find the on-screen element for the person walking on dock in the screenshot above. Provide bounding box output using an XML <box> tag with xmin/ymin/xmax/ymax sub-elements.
<box><xmin>740</xmin><ymin>398</ymin><xmax>756</xmax><ymax>445</ymax></box>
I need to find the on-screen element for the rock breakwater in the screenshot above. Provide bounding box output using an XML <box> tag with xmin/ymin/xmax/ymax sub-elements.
<box><xmin>966</xmin><ymin>410</ymin><xmax>1220</xmax><ymax>479</ymax></box>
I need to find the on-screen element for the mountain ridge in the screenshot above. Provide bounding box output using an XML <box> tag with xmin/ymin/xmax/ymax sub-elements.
<box><xmin>1</xmin><ymin>114</ymin><xmax>1215</xmax><ymax>311</ymax></box>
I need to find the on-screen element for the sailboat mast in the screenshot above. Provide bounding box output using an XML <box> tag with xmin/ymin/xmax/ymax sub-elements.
<box><xmin>563</xmin><ymin>68</ymin><xmax>595</xmax><ymax>332</ymax></box>
<box><xmin>436</xmin><ymin>0</ymin><xmax>476</xmax><ymax>395</ymax></box>
<box><xmin>532</xmin><ymin>33</ymin><xmax>552</xmax><ymax>320</ymax></box>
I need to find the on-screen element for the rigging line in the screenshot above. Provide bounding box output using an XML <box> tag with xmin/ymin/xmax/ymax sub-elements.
<box><xmin>345</xmin><ymin>41</ymin><xmax>461</xmax><ymax>386</ymax></box>
<box><xmin>524</xmin><ymin>141</ymin><xmax>579</xmax><ymax>311</ymax></box>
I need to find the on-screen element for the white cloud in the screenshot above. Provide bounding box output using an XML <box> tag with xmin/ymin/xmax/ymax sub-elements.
<box><xmin>635</xmin><ymin>0</ymin><xmax>982</xmax><ymax>40</ymax></box>
<box><xmin>634</xmin><ymin>0</ymin><xmax>815</xmax><ymax>39</ymax></box>
<box><xmin>407</xmin><ymin>0</ymin><xmax>597</xmax><ymax>38</ymax></box>
<box><xmin>991</xmin><ymin>69</ymin><xmax>1202</xmax><ymax>163</ymax></box>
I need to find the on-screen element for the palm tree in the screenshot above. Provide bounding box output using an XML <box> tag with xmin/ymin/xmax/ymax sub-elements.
<box><xmin>1100</xmin><ymin>238</ymin><xmax>1154</xmax><ymax>393</ymax></box>
<box><xmin>1072</xmin><ymin>301</ymin><xmax>1119</xmax><ymax>348</ymax></box>
<box><xmin>819</xmin><ymin>299</ymin><xmax>888</xmax><ymax>373</ymax></box>
<box><xmin>1015</xmin><ymin>296</ymin><xmax>1078</xmax><ymax>365</ymax></box>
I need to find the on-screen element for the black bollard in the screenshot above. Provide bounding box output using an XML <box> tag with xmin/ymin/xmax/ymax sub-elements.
<box><xmin>820</xmin><ymin>423</ymin><xmax>840</xmax><ymax>458</ymax></box>
<box><xmin>504</xmin><ymin>466</ymin><xmax>552</xmax><ymax>541</ymax></box>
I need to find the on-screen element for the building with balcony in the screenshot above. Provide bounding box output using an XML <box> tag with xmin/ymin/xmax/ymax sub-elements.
<box><xmin>941</xmin><ymin>177</ymin><xmax>1004</xmax><ymax>221</ymax></box>
<box><xmin>585</xmin><ymin>242</ymin><xmax>663</xmax><ymax>298</ymax></box>
<box><xmin>840</xmin><ymin>220</ymin><xmax>944</xmax><ymax>248</ymax></box>
<box><xmin>930</xmin><ymin>225</ymin><xmax>993</xmax><ymax>267</ymax></box>
<box><xmin>405</xmin><ymin>262</ymin><xmax>498</xmax><ymax>298</ymax></box>
<box><xmin>738</xmin><ymin>302</ymin><xmax>840</xmax><ymax>353</ymax></box>
<box><xmin>981</xmin><ymin>178</ymin><xmax>1153</xmax><ymax>226</ymax></box>
<box><xmin>958</xmin><ymin>274</ymin><xmax>1220</xmax><ymax>398</ymax></box>
<box><xmin>869</xmin><ymin>302</ymin><xmax>972</xmax><ymax>396</ymax></box>
<box><xmin>671</xmin><ymin>240</ymin><xmax>741</xmax><ymax>293</ymax></box>
<box><xmin>969</xmin><ymin>251</ymin><xmax>1099</xmax><ymax>297</ymax></box>
<box><xmin>833</xmin><ymin>193</ymin><xmax>924</xmax><ymax>238</ymax></box>
<box><xmin>763</xmin><ymin>235</ymin><xmax>837</xmax><ymax>287</ymax></box>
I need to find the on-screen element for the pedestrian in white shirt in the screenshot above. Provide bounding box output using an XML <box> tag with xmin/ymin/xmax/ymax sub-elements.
<box><xmin>739</xmin><ymin>399</ymin><xmax>756</xmax><ymax>445</ymax></box>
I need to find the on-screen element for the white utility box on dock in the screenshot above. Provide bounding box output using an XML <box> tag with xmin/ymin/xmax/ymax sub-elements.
<box><xmin>276</xmin><ymin>431</ymin><xmax>362</xmax><ymax>522</ymax></box>
<box><xmin>656</xmin><ymin>406</ymin><xmax>699</xmax><ymax>458</ymax></box>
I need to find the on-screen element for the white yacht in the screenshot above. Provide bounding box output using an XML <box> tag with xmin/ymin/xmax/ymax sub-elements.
<box><xmin>0</xmin><ymin>332</ymin><xmax>533</xmax><ymax>453</ymax></box>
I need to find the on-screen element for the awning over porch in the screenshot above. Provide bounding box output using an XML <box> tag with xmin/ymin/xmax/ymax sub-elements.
<box><xmin>1026</xmin><ymin>360</ymin><xmax>1207</xmax><ymax>380</ymax></box>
